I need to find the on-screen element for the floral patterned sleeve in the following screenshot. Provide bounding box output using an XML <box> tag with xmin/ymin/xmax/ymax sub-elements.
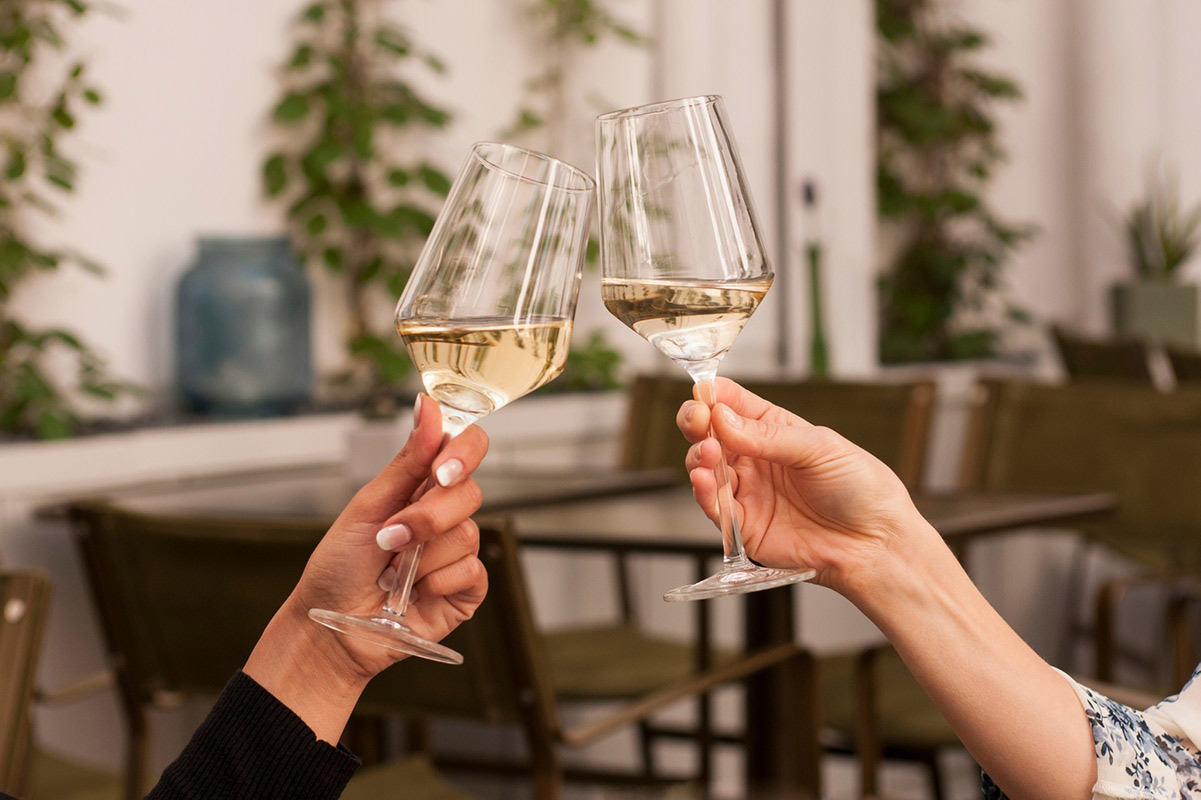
<box><xmin>983</xmin><ymin>664</ymin><xmax>1201</xmax><ymax>799</ymax></box>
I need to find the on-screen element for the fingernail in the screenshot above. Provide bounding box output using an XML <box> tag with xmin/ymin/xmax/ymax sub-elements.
<box><xmin>377</xmin><ymin>565</ymin><xmax>395</xmax><ymax>592</ymax></box>
<box><xmin>719</xmin><ymin>406</ymin><xmax>743</xmax><ymax>429</ymax></box>
<box><xmin>684</xmin><ymin>402</ymin><xmax>696</xmax><ymax>423</ymax></box>
<box><xmin>413</xmin><ymin>393</ymin><xmax>423</xmax><ymax>425</ymax></box>
<box><xmin>435</xmin><ymin>458</ymin><xmax>464</xmax><ymax>487</ymax></box>
<box><xmin>377</xmin><ymin>523</ymin><xmax>412</xmax><ymax>550</ymax></box>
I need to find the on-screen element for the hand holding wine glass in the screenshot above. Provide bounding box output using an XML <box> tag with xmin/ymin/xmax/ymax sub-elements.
<box><xmin>310</xmin><ymin>142</ymin><xmax>595</xmax><ymax>662</ymax></box>
<box><xmin>596</xmin><ymin>95</ymin><xmax>815</xmax><ymax>600</ymax></box>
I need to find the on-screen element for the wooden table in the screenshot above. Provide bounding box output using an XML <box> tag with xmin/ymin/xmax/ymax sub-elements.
<box><xmin>56</xmin><ymin>464</ymin><xmax>679</xmax><ymax>519</ymax></box>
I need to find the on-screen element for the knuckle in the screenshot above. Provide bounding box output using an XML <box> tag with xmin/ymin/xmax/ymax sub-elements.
<box><xmin>459</xmin><ymin>478</ymin><xmax>483</xmax><ymax>512</ymax></box>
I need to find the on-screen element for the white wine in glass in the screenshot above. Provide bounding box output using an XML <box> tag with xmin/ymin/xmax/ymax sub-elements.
<box><xmin>597</xmin><ymin>95</ymin><xmax>815</xmax><ymax>601</ymax></box>
<box><xmin>310</xmin><ymin>142</ymin><xmax>595</xmax><ymax>662</ymax></box>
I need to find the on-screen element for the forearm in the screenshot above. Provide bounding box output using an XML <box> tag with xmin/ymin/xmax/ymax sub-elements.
<box><xmin>844</xmin><ymin>515</ymin><xmax>1096</xmax><ymax>800</ymax></box>
<box><xmin>243</xmin><ymin>593</ymin><xmax>369</xmax><ymax>746</ymax></box>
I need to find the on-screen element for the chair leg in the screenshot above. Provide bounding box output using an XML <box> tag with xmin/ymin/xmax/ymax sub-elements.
<box><xmin>853</xmin><ymin>648</ymin><xmax>882</xmax><ymax>798</ymax></box>
<box><xmin>923</xmin><ymin>749</ymin><xmax>947</xmax><ymax>800</ymax></box>
<box><xmin>637</xmin><ymin>720</ymin><xmax>657</xmax><ymax>779</ymax></box>
<box><xmin>125</xmin><ymin>714</ymin><xmax>148</xmax><ymax>800</ymax></box>
<box><xmin>697</xmin><ymin>691</ymin><xmax>713</xmax><ymax>797</ymax></box>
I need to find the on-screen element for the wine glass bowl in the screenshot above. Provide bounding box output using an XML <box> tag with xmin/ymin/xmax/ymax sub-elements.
<box><xmin>597</xmin><ymin>95</ymin><xmax>815</xmax><ymax>600</ymax></box>
<box><xmin>310</xmin><ymin>142</ymin><xmax>595</xmax><ymax>662</ymax></box>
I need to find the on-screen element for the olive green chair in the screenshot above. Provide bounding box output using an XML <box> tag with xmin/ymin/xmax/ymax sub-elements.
<box><xmin>1050</xmin><ymin>324</ymin><xmax>1155</xmax><ymax>384</ymax></box>
<box><xmin>620</xmin><ymin>374</ymin><xmax>935</xmax><ymax>487</ymax></box>
<box><xmin>960</xmin><ymin>379</ymin><xmax>1201</xmax><ymax>688</ymax></box>
<box><xmin>587</xmin><ymin>374</ymin><xmax>953</xmax><ymax>797</ymax></box>
<box><xmin>0</xmin><ymin>569</ymin><xmax>122</xmax><ymax>800</ymax></box>
<box><xmin>69</xmin><ymin>502</ymin><xmax>476</xmax><ymax>800</ymax></box>
<box><xmin>1165</xmin><ymin>342</ymin><xmax>1201</xmax><ymax>385</ymax></box>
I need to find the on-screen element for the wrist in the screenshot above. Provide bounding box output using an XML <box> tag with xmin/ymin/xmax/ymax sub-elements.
<box><xmin>244</xmin><ymin>593</ymin><xmax>369</xmax><ymax>744</ymax></box>
<box><xmin>836</xmin><ymin>508</ymin><xmax>958</xmax><ymax>628</ymax></box>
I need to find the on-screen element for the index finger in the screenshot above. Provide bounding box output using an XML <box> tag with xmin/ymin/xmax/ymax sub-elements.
<box><xmin>702</xmin><ymin>377</ymin><xmax>777</xmax><ymax>421</ymax></box>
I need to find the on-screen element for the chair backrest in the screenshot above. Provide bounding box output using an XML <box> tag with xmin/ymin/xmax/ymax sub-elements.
<box><xmin>1165</xmin><ymin>343</ymin><xmax>1201</xmax><ymax>385</ymax></box>
<box><xmin>620</xmin><ymin>374</ymin><xmax>936</xmax><ymax>487</ymax></box>
<box><xmin>960</xmin><ymin>379</ymin><xmax>1201</xmax><ymax>571</ymax></box>
<box><xmin>356</xmin><ymin>519</ymin><xmax>562</xmax><ymax>772</ymax></box>
<box><xmin>0</xmin><ymin>570</ymin><xmax>51</xmax><ymax>797</ymax></box>
<box><xmin>1051</xmin><ymin>324</ymin><xmax>1154</xmax><ymax>383</ymax></box>
<box><xmin>70</xmin><ymin>503</ymin><xmax>320</xmax><ymax>711</ymax></box>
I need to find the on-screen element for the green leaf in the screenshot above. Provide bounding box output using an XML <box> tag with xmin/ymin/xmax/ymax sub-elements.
<box><xmin>381</xmin><ymin>104</ymin><xmax>409</xmax><ymax>125</ymax></box>
<box><xmin>82</xmin><ymin>87</ymin><xmax>101</xmax><ymax>104</ymax></box>
<box><xmin>289</xmin><ymin>43</ymin><xmax>314</xmax><ymax>69</ymax></box>
<box><xmin>423</xmin><ymin>54</ymin><xmax>447</xmax><ymax>74</ymax></box>
<box><xmin>321</xmin><ymin>247</ymin><xmax>344</xmax><ymax>272</ymax></box>
<box><xmin>305</xmin><ymin>212</ymin><xmax>328</xmax><ymax>237</ymax></box>
<box><xmin>263</xmin><ymin>153</ymin><xmax>289</xmax><ymax>196</ymax></box>
<box><xmin>273</xmin><ymin>92</ymin><xmax>311</xmax><ymax>123</ymax></box>
<box><xmin>375</xmin><ymin>28</ymin><xmax>411</xmax><ymax>57</ymax></box>
<box><xmin>359</xmin><ymin>255</ymin><xmax>384</xmax><ymax>283</ymax></box>
<box><xmin>0</xmin><ymin>72</ymin><xmax>17</xmax><ymax>101</ymax></box>
<box><xmin>5</xmin><ymin>147</ymin><xmax>26</xmax><ymax>180</ymax></box>
<box><xmin>302</xmin><ymin>2</ymin><xmax>326</xmax><ymax>23</ymax></box>
<box><xmin>46</xmin><ymin>172</ymin><xmax>73</xmax><ymax>191</ymax></box>
<box><xmin>41</xmin><ymin>329</ymin><xmax>83</xmax><ymax>350</ymax></box>
<box><xmin>417</xmin><ymin>104</ymin><xmax>450</xmax><ymax>128</ymax></box>
<box><xmin>386</xmin><ymin>168</ymin><xmax>410</xmax><ymax>187</ymax></box>
<box><xmin>35</xmin><ymin>409</ymin><xmax>74</xmax><ymax>440</ymax></box>
<box><xmin>418</xmin><ymin>164</ymin><xmax>451</xmax><ymax>196</ymax></box>
<box><xmin>52</xmin><ymin>104</ymin><xmax>75</xmax><ymax>129</ymax></box>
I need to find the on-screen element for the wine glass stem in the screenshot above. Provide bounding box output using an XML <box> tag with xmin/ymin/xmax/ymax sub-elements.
<box><xmin>380</xmin><ymin>409</ymin><xmax>470</xmax><ymax>624</ymax></box>
<box><xmin>694</xmin><ymin>376</ymin><xmax>752</xmax><ymax>568</ymax></box>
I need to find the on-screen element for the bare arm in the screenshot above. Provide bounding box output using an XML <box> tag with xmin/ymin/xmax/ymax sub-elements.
<box><xmin>677</xmin><ymin>379</ymin><xmax>1095</xmax><ymax>800</ymax></box>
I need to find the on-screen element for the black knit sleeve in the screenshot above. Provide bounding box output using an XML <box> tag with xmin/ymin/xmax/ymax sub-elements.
<box><xmin>145</xmin><ymin>671</ymin><xmax>360</xmax><ymax>800</ymax></box>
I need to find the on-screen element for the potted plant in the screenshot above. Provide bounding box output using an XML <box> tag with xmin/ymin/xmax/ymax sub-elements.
<box><xmin>1111</xmin><ymin>173</ymin><xmax>1201</xmax><ymax>347</ymax></box>
<box><xmin>0</xmin><ymin>0</ymin><xmax>136</xmax><ymax>439</ymax></box>
<box><xmin>875</xmin><ymin>0</ymin><xmax>1035</xmax><ymax>364</ymax></box>
<box><xmin>262</xmin><ymin>0</ymin><xmax>453</xmax><ymax>419</ymax></box>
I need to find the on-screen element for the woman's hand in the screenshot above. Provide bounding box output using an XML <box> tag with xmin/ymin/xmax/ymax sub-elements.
<box><xmin>677</xmin><ymin>377</ymin><xmax>927</xmax><ymax>596</ymax></box>
<box><xmin>245</xmin><ymin>395</ymin><xmax>488</xmax><ymax>742</ymax></box>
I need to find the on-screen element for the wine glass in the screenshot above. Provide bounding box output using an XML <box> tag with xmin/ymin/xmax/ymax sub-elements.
<box><xmin>596</xmin><ymin>95</ymin><xmax>816</xmax><ymax>601</ymax></box>
<box><xmin>310</xmin><ymin>142</ymin><xmax>595</xmax><ymax>662</ymax></box>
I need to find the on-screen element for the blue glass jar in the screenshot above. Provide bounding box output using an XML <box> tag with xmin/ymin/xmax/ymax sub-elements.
<box><xmin>176</xmin><ymin>236</ymin><xmax>312</xmax><ymax>416</ymax></box>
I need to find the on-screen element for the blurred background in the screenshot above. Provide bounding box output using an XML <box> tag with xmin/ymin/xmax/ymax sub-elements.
<box><xmin>5</xmin><ymin>1</ymin><xmax>1201</xmax><ymax>798</ymax></box>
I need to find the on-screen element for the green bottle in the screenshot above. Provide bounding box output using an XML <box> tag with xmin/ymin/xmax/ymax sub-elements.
<box><xmin>803</xmin><ymin>180</ymin><xmax>830</xmax><ymax>378</ymax></box>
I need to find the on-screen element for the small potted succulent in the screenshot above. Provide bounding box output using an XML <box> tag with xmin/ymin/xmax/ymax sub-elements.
<box><xmin>1111</xmin><ymin>173</ymin><xmax>1201</xmax><ymax>346</ymax></box>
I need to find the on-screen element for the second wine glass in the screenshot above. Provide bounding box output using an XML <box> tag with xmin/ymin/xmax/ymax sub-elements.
<box><xmin>596</xmin><ymin>95</ymin><xmax>816</xmax><ymax>601</ymax></box>
<box><xmin>310</xmin><ymin>142</ymin><xmax>595</xmax><ymax>662</ymax></box>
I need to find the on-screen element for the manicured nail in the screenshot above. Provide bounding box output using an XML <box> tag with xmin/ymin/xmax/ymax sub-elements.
<box><xmin>377</xmin><ymin>523</ymin><xmax>412</xmax><ymax>550</ymax></box>
<box><xmin>377</xmin><ymin>565</ymin><xmax>396</xmax><ymax>592</ymax></box>
<box><xmin>719</xmin><ymin>405</ymin><xmax>743</xmax><ymax>429</ymax></box>
<box><xmin>413</xmin><ymin>393</ymin><xmax>423</xmax><ymax>425</ymax></box>
<box><xmin>684</xmin><ymin>402</ymin><xmax>697</xmax><ymax>423</ymax></box>
<box><xmin>435</xmin><ymin>458</ymin><xmax>464</xmax><ymax>487</ymax></box>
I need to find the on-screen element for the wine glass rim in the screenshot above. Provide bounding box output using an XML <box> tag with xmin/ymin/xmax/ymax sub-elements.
<box><xmin>470</xmin><ymin>142</ymin><xmax>596</xmax><ymax>193</ymax></box>
<box><xmin>596</xmin><ymin>94</ymin><xmax>722</xmax><ymax>122</ymax></box>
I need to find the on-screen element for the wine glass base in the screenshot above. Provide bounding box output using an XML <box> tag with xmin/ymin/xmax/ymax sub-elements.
<box><xmin>309</xmin><ymin>608</ymin><xmax>464</xmax><ymax>665</ymax></box>
<box><xmin>663</xmin><ymin>564</ymin><xmax>816</xmax><ymax>602</ymax></box>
